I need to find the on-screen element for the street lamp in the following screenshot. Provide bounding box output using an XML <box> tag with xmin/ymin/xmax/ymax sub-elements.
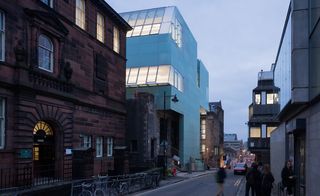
<box><xmin>162</xmin><ymin>91</ymin><xmax>178</xmax><ymax>177</ymax></box>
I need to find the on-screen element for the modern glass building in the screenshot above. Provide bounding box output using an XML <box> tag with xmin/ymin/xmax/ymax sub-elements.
<box><xmin>120</xmin><ymin>7</ymin><xmax>209</xmax><ymax>166</ymax></box>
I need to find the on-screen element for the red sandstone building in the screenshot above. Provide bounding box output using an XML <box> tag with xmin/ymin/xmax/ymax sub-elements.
<box><xmin>0</xmin><ymin>0</ymin><xmax>130</xmax><ymax>187</ymax></box>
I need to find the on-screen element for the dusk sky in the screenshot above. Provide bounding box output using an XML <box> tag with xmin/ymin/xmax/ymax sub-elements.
<box><xmin>107</xmin><ymin>0</ymin><xmax>290</xmax><ymax>141</ymax></box>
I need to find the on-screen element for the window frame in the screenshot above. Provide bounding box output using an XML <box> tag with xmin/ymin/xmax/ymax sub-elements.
<box><xmin>250</xmin><ymin>127</ymin><xmax>261</xmax><ymax>138</ymax></box>
<box><xmin>96</xmin><ymin>136</ymin><xmax>103</xmax><ymax>158</ymax></box>
<box><xmin>75</xmin><ymin>0</ymin><xmax>86</xmax><ymax>30</ymax></box>
<box><xmin>96</xmin><ymin>12</ymin><xmax>105</xmax><ymax>43</ymax></box>
<box><xmin>0</xmin><ymin>98</ymin><xmax>5</xmax><ymax>149</ymax></box>
<box><xmin>38</xmin><ymin>34</ymin><xmax>54</xmax><ymax>72</ymax></box>
<box><xmin>82</xmin><ymin>135</ymin><xmax>92</xmax><ymax>148</ymax></box>
<box><xmin>0</xmin><ymin>11</ymin><xmax>5</xmax><ymax>62</ymax></box>
<box><xmin>107</xmin><ymin>137</ymin><xmax>113</xmax><ymax>157</ymax></box>
<box><xmin>40</xmin><ymin>0</ymin><xmax>53</xmax><ymax>7</ymax></box>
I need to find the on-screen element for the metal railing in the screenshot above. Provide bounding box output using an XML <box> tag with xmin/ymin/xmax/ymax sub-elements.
<box><xmin>71</xmin><ymin>170</ymin><xmax>161</xmax><ymax>196</ymax></box>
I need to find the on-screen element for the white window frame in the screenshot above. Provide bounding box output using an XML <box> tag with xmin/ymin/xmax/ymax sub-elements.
<box><xmin>38</xmin><ymin>34</ymin><xmax>54</xmax><ymax>72</ymax></box>
<box><xmin>0</xmin><ymin>11</ymin><xmax>5</xmax><ymax>62</ymax></box>
<box><xmin>0</xmin><ymin>98</ymin><xmax>5</xmax><ymax>149</ymax></box>
<box><xmin>82</xmin><ymin>135</ymin><xmax>91</xmax><ymax>148</ymax></box>
<box><xmin>96</xmin><ymin>136</ymin><xmax>103</xmax><ymax>157</ymax></box>
<box><xmin>107</xmin><ymin>137</ymin><xmax>113</xmax><ymax>157</ymax></box>
<box><xmin>113</xmin><ymin>26</ymin><xmax>120</xmax><ymax>53</ymax></box>
<box><xmin>96</xmin><ymin>12</ymin><xmax>105</xmax><ymax>43</ymax></box>
<box><xmin>75</xmin><ymin>0</ymin><xmax>86</xmax><ymax>30</ymax></box>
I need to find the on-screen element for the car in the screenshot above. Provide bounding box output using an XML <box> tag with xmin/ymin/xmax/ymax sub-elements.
<box><xmin>233</xmin><ymin>163</ymin><xmax>247</xmax><ymax>175</ymax></box>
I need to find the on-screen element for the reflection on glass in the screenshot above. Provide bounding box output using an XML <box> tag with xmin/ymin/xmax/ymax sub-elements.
<box><xmin>178</xmin><ymin>74</ymin><xmax>183</xmax><ymax>91</ymax></box>
<box><xmin>141</xmin><ymin>25</ymin><xmax>152</xmax><ymax>36</ymax></box>
<box><xmin>126</xmin><ymin>30</ymin><xmax>133</xmax><ymax>37</ymax></box>
<box><xmin>169</xmin><ymin>67</ymin><xmax>174</xmax><ymax>85</ymax></box>
<box><xmin>157</xmin><ymin>65</ymin><xmax>170</xmax><ymax>83</ymax></box>
<box><xmin>137</xmin><ymin>67</ymin><xmax>148</xmax><ymax>84</ymax></box>
<box><xmin>135</xmin><ymin>11</ymin><xmax>147</xmax><ymax>26</ymax></box>
<box><xmin>150</xmin><ymin>24</ymin><xmax>161</xmax><ymax>34</ymax></box>
<box><xmin>267</xmin><ymin>127</ymin><xmax>277</xmax><ymax>138</ymax></box>
<box><xmin>147</xmin><ymin>66</ymin><xmax>158</xmax><ymax>83</ymax></box>
<box><xmin>153</xmin><ymin>9</ymin><xmax>165</xmax><ymax>23</ymax></box>
<box><xmin>144</xmin><ymin>10</ymin><xmax>155</xmax><ymax>25</ymax></box>
<box><xmin>126</xmin><ymin>69</ymin><xmax>129</xmax><ymax>83</ymax></box>
<box><xmin>128</xmin><ymin>68</ymin><xmax>139</xmax><ymax>84</ymax></box>
<box><xmin>132</xmin><ymin>26</ymin><xmax>143</xmax><ymax>36</ymax></box>
<box><xmin>128</xmin><ymin>12</ymin><xmax>138</xmax><ymax>26</ymax></box>
<box><xmin>255</xmin><ymin>94</ymin><xmax>261</xmax><ymax>104</ymax></box>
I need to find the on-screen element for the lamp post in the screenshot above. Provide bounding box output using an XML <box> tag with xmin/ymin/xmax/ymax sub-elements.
<box><xmin>162</xmin><ymin>91</ymin><xmax>178</xmax><ymax>177</ymax></box>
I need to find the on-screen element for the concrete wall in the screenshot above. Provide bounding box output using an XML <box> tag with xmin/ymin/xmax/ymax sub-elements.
<box><xmin>270</xmin><ymin>123</ymin><xmax>286</xmax><ymax>184</ymax></box>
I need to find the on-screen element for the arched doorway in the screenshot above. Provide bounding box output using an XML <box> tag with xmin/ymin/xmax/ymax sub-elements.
<box><xmin>33</xmin><ymin>121</ymin><xmax>55</xmax><ymax>178</ymax></box>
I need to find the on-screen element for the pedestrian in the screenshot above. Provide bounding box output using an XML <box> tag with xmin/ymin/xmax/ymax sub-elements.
<box><xmin>216</xmin><ymin>167</ymin><xmax>226</xmax><ymax>196</ymax></box>
<box><xmin>257</xmin><ymin>162</ymin><xmax>263</xmax><ymax>174</ymax></box>
<box><xmin>245</xmin><ymin>162</ymin><xmax>262</xmax><ymax>196</ymax></box>
<box><xmin>281</xmin><ymin>160</ymin><xmax>295</xmax><ymax>196</ymax></box>
<box><xmin>261</xmin><ymin>164</ymin><xmax>275</xmax><ymax>196</ymax></box>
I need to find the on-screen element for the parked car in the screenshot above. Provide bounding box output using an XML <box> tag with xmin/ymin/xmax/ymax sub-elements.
<box><xmin>233</xmin><ymin>163</ymin><xmax>247</xmax><ymax>175</ymax></box>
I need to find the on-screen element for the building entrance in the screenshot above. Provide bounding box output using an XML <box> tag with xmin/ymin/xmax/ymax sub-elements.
<box><xmin>33</xmin><ymin>121</ymin><xmax>55</xmax><ymax>178</ymax></box>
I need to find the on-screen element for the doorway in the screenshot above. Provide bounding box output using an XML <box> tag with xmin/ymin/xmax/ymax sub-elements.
<box><xmin>33</xmin><ymin>121</ymin><xmax>55</xmax><ymax>179</ymax></box>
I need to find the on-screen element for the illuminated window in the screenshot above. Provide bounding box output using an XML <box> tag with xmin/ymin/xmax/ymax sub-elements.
<box><xmin>113</xmin><ymin>26</ymin><xmax>120</xmax><ymax>53</ymax></box>
<box><xmin>38</xmin><ymin>35</ymin><xmax>53</xmax><ymax>72</ymax></box>
<box><xmin>107</xmin><ymin>137</ymin><xmax>113</xmax><ymax>157</ymax></box>
<box><xmin>75</xmin><ymin>0</ymin><xmax>85</xmax><ymax>29</ymax></box>
<box><xmin>33</xmin><ymin>146</ymin><xmax>39</xmax><ymax>161</ymax></box>
<box><xmin>201</xmin><ymin>119</ymin><xmax>206</xmax><ymax>139</ymax></box>
<box><xmin>0</xmin><ymin>98</ymin><xmax>5</xmax><ymax>149</ymax></box>
<box><xmin>147</xmin><ymin>66</ymin><xmax>158</xmax><ymax>83</ymax></box>
<box><xmin>255</xmin><ymin>93</ymin><xmax>261</xmax><ymax>104</ymax></box>
<box><xmin>267</xmin><ymin>126</ymin><xmax>277</xmax><ymax>137</ymax></box>
<box><xmin>267</xmin><ymin>93</ymin><xmax>278</xmax><ymax>104</ymax></box>
<box><xmin>156</xmin><ymin>65</ymin><xmax>170</xmax><ymax>83</ymax></box>
<box><xmin>0</xmin><ymin>11</ymin><xmax>4</xmax><ymax>61</ymax></box>
<box><xmin>250</xmin><ymin>127</ymin><xmax>261</xmax><ymax>138</ymax></box>
<box><xmin>33</xmin><ymin>121</ymin><xmax>53</xmax><ymax>136</ymax></box>
<box><xmin>96</xmin><ymin>13</ymin><xmax>105</xmax><ymax>43</ymax></box>
<box><xmin>96</xmin><ymin>137</ymin><xmax>103</xmax><ymax>157</ymax></box>
<box><xmin>201</xmin><ymin>144</ymin><xmax>206</xmax><ymax>153</ymax></box>
<box><xmin>137</xmin><ymin>67</ymin><xmax>148</xmax><ymax>85</ymax></box>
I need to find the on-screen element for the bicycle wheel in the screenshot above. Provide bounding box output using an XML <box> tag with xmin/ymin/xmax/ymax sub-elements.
<box><xmin>79</xmin><ymin>190</ymin><xmax>93</xmax><ymax>196</ymax></box>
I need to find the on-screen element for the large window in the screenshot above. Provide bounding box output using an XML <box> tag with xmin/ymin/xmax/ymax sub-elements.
<box><xmin>107</xmin><ymin>137</ymin><xmax>113</xmax><ymax>157</ymax></box>
<box><xmin>75</xmin><ymin>0</ymin><xmax>85</xmax><ymax>29</ymax></box>
<box><xmin>266</xmin><ymin>93</ymin><xmax>279</xmax><ymax>104</ymax></box>
<box><xmin>38</xmin><ymin>35</ymin><xmax>53</xmax><ymax>72</ymax></box>
<box><xmin>0</xmin><ymin>98</ymin><xmax>5</xmax><ymax>149</ymax></box>
<box><xmin>0</xmin><ymin>11</ymin><xmax>5</xmax><ymax>61</ymax></box>
<box><xmin>96</xmin><ymin>137</ymin><xmax>103</xmax><ymax>157</ymax></box>
<box><xmin>96</xmin><ymin>13</ymin><xmax>105</xmax><ymax>43</ymax></box>
<box><xmin>267</xmin><ymin>126</ymin><xmax>277</xmax><ymax>138</ymax></box>
<box><xmin>171</xmin><ymin>18</ymin><xmax>182</xmax><ymax>47</ymax></box>
<box><xmin>201</xmin><ymin>119</ymin><xmax>206</xmax><ymax>139</ymax></box>
<box><xmin>255</xmin><ymin>93</ymin><xmax>261</xmax><ymax>104</ymax></box>
<box><xmin>126</xmin><ymin>65</ymin><xmax>184</xmax><ymax>92</ymax></box>
<box><xmin>40</xmin><ymin>0</ymin><xmax>53</xmax><ymax>7</ymax></box>
<box><xmin>201</xmin><ymin>144</ymin><xmax>205</xmax><ymax>153</ymax></box>
<box><xmin>250</xmin><ymin>127</ymin><xmax>261</xmax><ymax>138</ymax></box>
<box><xmin>113</xmin><ymin>26</ymin><xmax>120</xmax><ymax>53</ymax></box>
<box><xmin>82</xmin><ymin>135</ymin><xmax>91</xmax><ymax>148</ymax></box>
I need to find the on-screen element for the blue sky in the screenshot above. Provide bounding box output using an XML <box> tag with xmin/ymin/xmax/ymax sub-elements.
<box><xmin>106</xmin><ymin>0</ymin><xmax>290</xmax><ymax>140</ymax></box>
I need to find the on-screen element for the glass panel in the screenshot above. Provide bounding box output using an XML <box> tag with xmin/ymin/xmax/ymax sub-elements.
<box><xmin>140</xmin><ymin>25</ymin><xmax>152</xmax><ymax>36</ymax></box>
<box><xmin>126</xmin><ymin>30</ymin><xmax>133</xmax><ymax>37</ymax></box>
<box><xmin>169</xmin><ymin>66</ymin><xmax>174</xmax><ymax>85</ymax></box>
<box><xmin>178</xmin><ymin>74</ymin><xmax>183</xmax><ymax>91</ymax></box>
<box><xmin>132</xmin><ymin>26</ymin><xmax>143</xmax><ymax>36</ymax></box>
<box><xmin>128</xmin><ymin>12</ymin><xmax>138</xmax><ymax>26</ymax></box>
<box><xmin>113</xmin><ymin>27</ymin><xmax>120</xmax><ymax>53</ymax></box>
<box><xmin>147</xmin><ymin>66</ymin><xmax>158</xmax><ymax>83</ymax></box>
<box><xmin>153</xmin><ymin>8</ymin><xmax>165</xmax><ymax>23</ymax></box>
<box><xmin>126</xmin><ymin>69</ymin><xmax>129</xmax><ymax>84</ymax></box>
<box><xmin>144</xmin><ymin>10</ymin><xmax>155</xmax><ymax>25</ymax></box>
<box><xmin>174</xmin><ymin>71</ymin><xmax>178</xmax><ymax>88</ymax></box>
<box><xmin>266</xmin><ymin>93</ymin><xmax>274</xmax><ymax>104</ymax></box>
<box><xmin>76</xmin><ymin>0</ymin><xmax>85</xmax><ymax>29</ymax></box>
<box><xmin>267</xmin><ymin>127</ymin><xmax>277</xmax><ymax>137</ymax></box>
<box><xmin>121</xmin><ymin>14</ymin><xmax>129</xmax><ymax>22</ymax></box>
<box><xmin>137</xmin><ymin>67</ymin><xmax>148</xmax><ymax>84</ymax></box>
<box><xmin>250</xmin><ymin>127</ymin><xmax>261</xmax><ymax>138</ymax></box>
<box><xmin>97</xmin><ymin>13</ymin><xmax>104</xmax><ymax>42</ymax></box>
<box><xmin>156</xmin><ymin>65</ymin><xmax>170</xmax><ymax>83</ymax></box>
<box><xmin>150</xmin><ymin>24</ymin><xmax>161</xmax><ymax>34</ymax></box>
<box><xmin>128</xmin><ymin>67</ymin><xmax>139</xmax><ymax>84</ymax></box>
<box><xmin>135</xmin><ymin>11</ymin><xmax>147</xmax><ymax>26</ymax></box>
<box><xmin>255</xmin><ymin>94</ymin><xmax>261</xmax><ymax>104</ymax></box>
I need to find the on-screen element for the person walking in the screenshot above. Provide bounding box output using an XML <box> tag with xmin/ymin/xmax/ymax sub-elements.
<box><xmin>261</xmin><ymin>164</ymin><xmax>275</xmax><ymax>196</ymax></box>
<box><xmin>216</xmin><ymin>167</ymin><xmax>226</xmax><ymax>196</ymax></box>
<box><xmin>245</xmin><ymin>162</ymin><xmax>262</xmax><ymax>196</ymax></box>
<box><xmin>281</xmin><ymin>160</ymin><xmax>295</xmax><ymax>196</ymax></box>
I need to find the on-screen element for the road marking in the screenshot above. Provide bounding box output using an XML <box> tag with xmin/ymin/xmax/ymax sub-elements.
<box><xmin>234</xmin><ymin>178</ymin><xmax>241</xmax><ymax>186</ymax></box>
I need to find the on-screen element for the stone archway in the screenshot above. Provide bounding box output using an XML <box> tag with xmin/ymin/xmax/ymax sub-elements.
<box><xmin>33</xmin><ymin>121</ymin><xmax>55</xmax><ymax>179</ymax></box>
